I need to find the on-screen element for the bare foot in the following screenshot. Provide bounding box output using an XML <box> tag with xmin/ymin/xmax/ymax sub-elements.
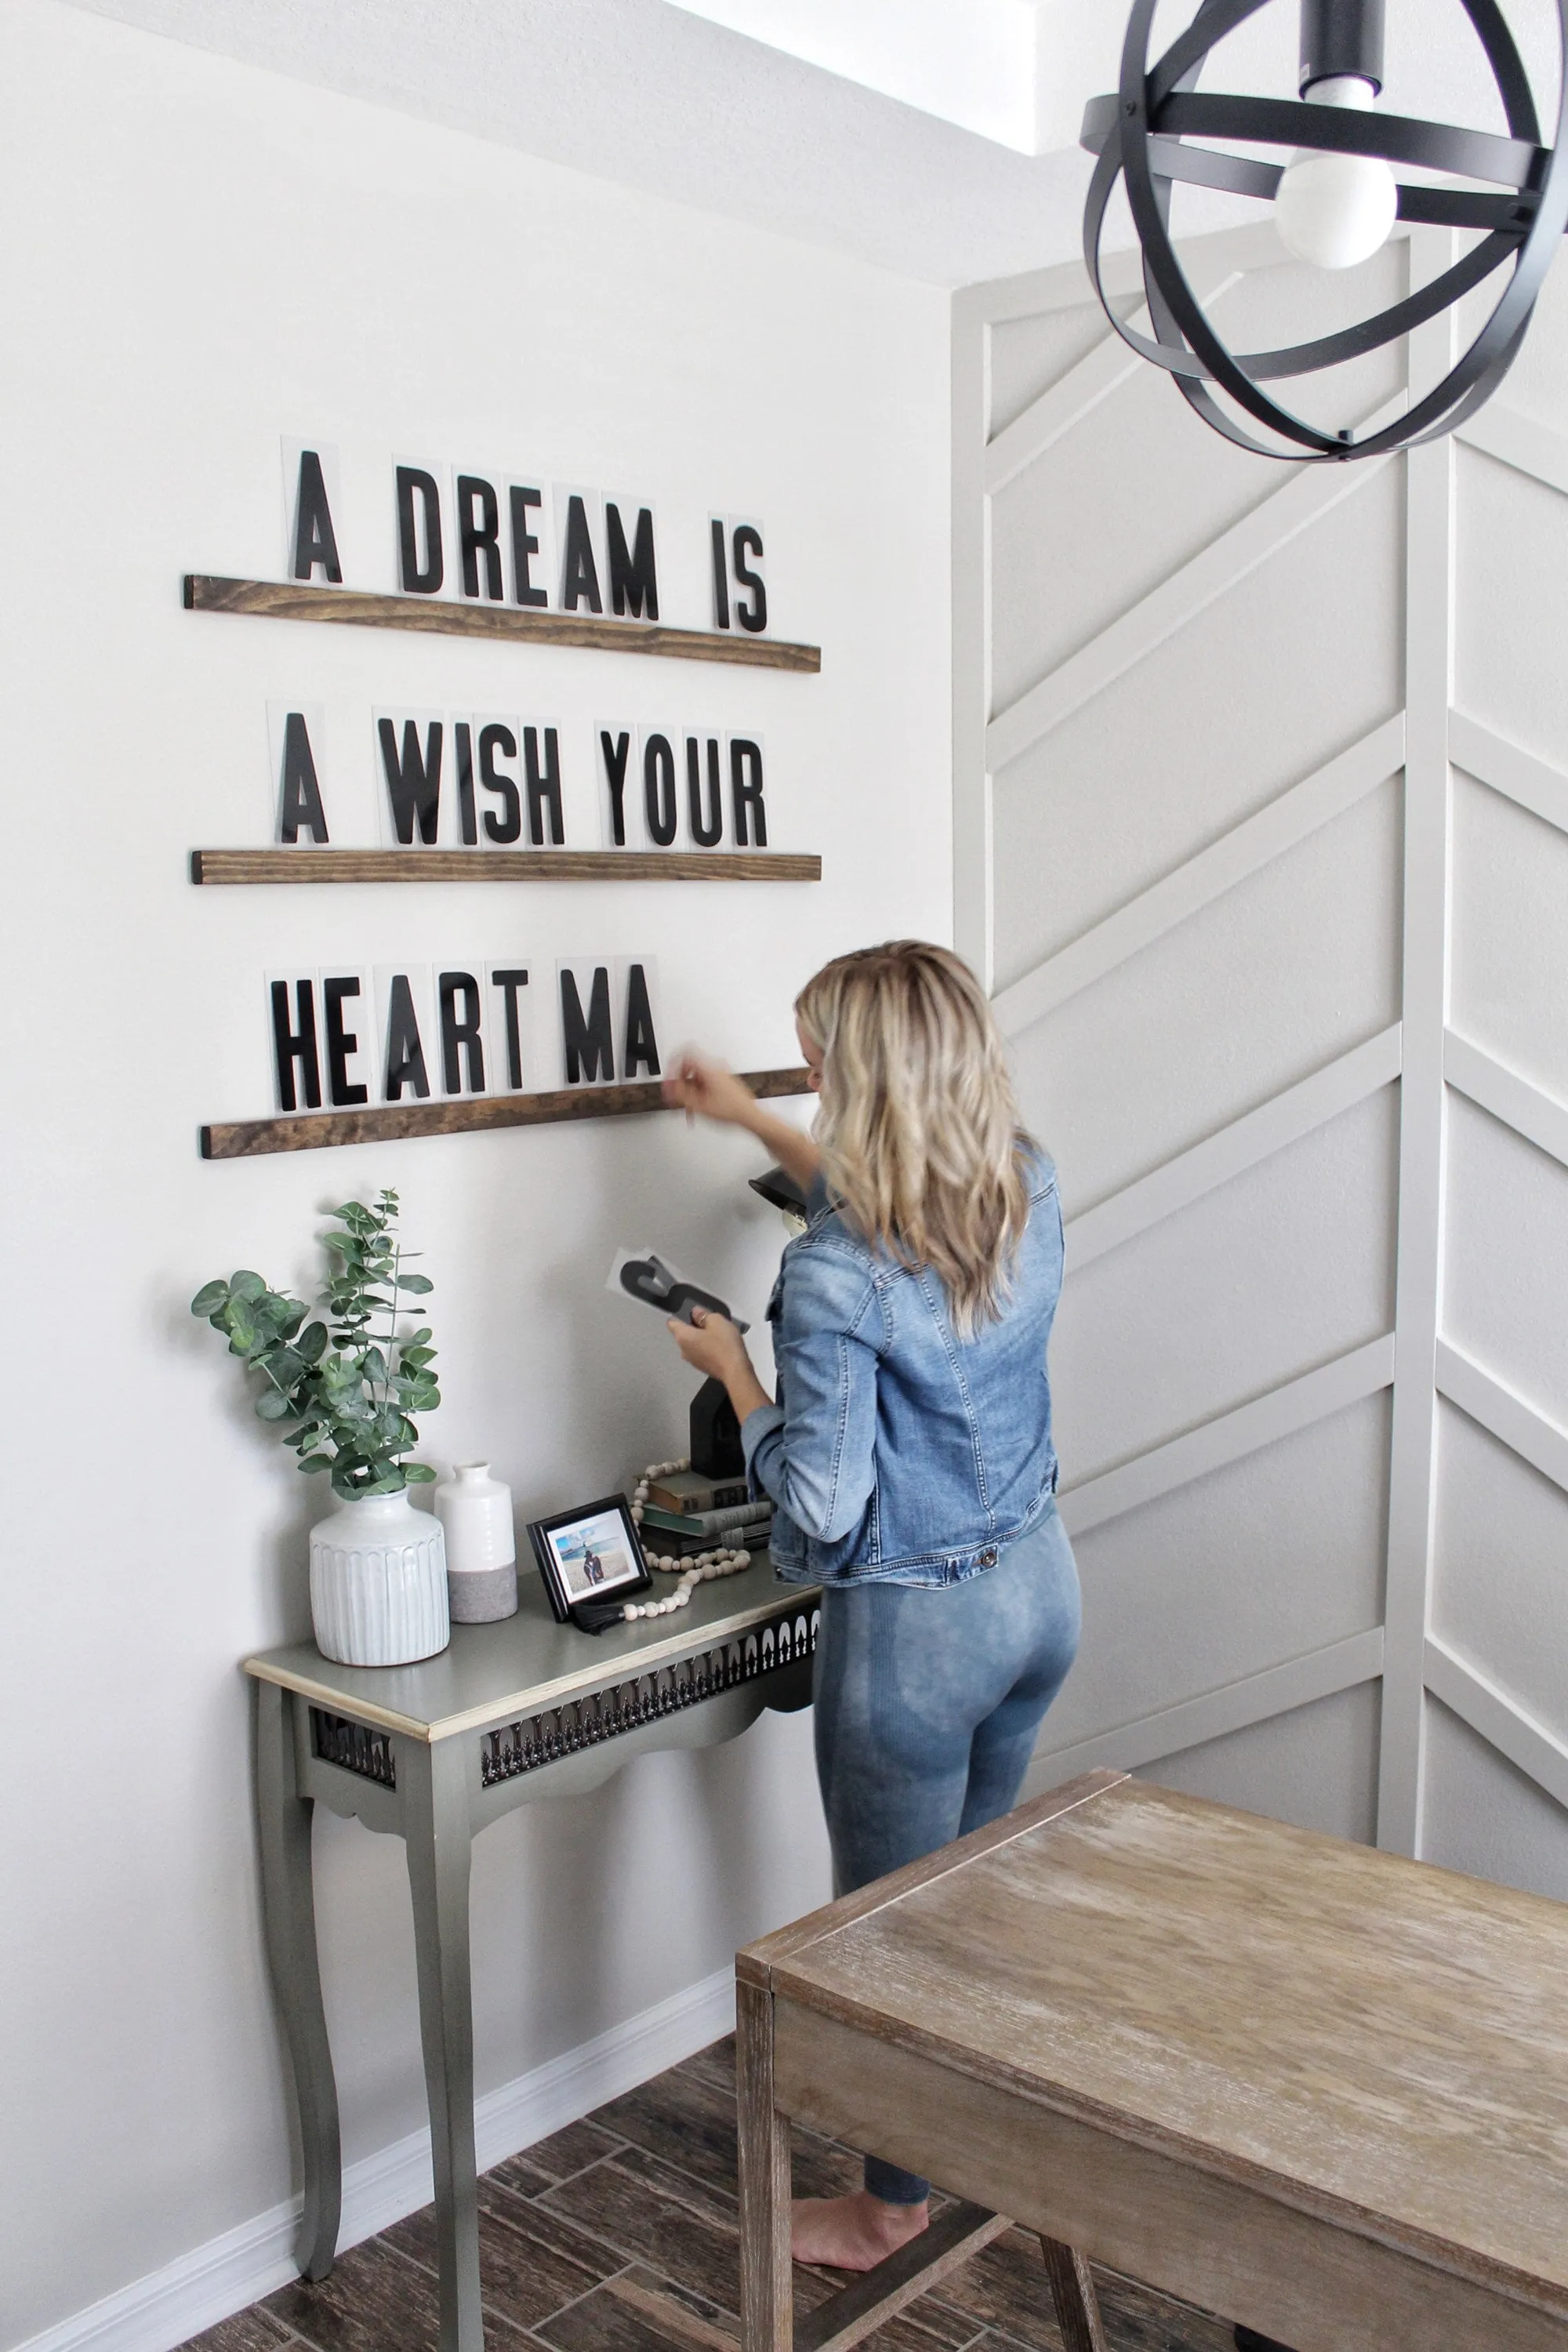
<box><xmin>791</xmin><ymin>2190</ymin><xmax>930</xmax><ymax>2270</ymax></box>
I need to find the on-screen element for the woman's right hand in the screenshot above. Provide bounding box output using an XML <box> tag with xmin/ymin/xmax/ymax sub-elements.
<box><xmin>662</xmin><ymin>1048</ymin><xmax>761</xmax><ymax>1132</ymax></box>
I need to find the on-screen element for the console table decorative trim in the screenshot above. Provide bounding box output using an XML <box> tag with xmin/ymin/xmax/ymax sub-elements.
<box><xmin>247</xmin><ymin>1565</ymin><xmax>821</xmax><ymax>2352</ymax></box>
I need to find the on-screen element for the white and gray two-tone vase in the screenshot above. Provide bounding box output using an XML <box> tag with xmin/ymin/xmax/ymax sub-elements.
<box><xmin>308</xmin><ymin>1489</ymin><xmax>451</xmax><ymax>1666</ymax></box>
<box><xmin>433</xmin><ymin>1462</ymin><xmax>519</xmax><ymax>1623</ymax></box>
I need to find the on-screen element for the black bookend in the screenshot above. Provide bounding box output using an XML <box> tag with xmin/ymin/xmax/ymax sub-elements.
<box><xmin>690</xmin><ymin>1375</ymin><xmax>745</xmax><ymax>1479</ymax></box>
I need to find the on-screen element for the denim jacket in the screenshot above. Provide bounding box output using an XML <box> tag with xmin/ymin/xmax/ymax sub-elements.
<box><xmin>742</xmin><ymin>1146</ymin><xmax>1064</xmax><ymax>1588</ymax></box>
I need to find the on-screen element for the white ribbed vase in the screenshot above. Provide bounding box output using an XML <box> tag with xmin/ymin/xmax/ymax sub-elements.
<box><xmin>309</xmin><ymin>1490</ymin><xmax>451</xmax><ymax>1666</ymax></box>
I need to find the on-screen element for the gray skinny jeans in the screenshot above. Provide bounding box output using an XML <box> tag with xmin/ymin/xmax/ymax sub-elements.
<box><xmin>811</xmin><ymin>1505</ymin><xmax>1081</xmax><ymax>2204</ymax></box>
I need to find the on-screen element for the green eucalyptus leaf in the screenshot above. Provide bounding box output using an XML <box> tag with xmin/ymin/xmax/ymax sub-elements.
<box><xmin>191</xmin><ymin>1279</ymin><xmax>229</xmax><ymax>1317</ymax></box>
<box><xmin>228</xmin><ymin>1270</ymin><xmax>267</xmax><ymax>1301</ymax></box>
<box><xmin>397</xmin><ymin>1273</ymin><xmax>434</xmax><ymax>1294</ymax></box>
<box><xmin>297</xmin><ymin>1322</ymin><xmax>328</xmax><ymax>1364</ymax></box>
<box><xmin>404</xmin><ymin>1463</ymin><xmax>437</xmax><ymax>1483</ymax></box>
<box><xmin>255</xmin><ymin>1390</ymin><xmax>296</xmax><ymax>1421</ymax></box>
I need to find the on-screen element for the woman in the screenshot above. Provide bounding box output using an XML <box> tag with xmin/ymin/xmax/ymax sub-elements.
<box><xmin>662</xmin><ymin>942</ymin><xmax>1080</xmax><ymax>2274</ymax></box>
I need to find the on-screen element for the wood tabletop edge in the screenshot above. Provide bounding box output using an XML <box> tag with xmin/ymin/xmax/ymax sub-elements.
<box><xmin>767</xmin><ymin>1980</ymin><xmax>1568</xmax><ymax>2310</ymax></box>
<box><xmin>738</xmin><ymin>1770</ymin><xmax>1128</xmax><ymax>1978</ymax></box>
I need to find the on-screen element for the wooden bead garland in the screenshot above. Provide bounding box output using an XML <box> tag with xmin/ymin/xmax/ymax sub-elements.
<box><xmin>625</xmin><ymin>1455</ymin><xmax>752</xmax><ymax>1621</ymax></box>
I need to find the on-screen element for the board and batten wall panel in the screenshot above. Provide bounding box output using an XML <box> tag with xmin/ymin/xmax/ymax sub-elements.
<box><xmin>955</xmin><ymin>220</ymin><xmax>1568</xmax><ymax>1889</ymax></box>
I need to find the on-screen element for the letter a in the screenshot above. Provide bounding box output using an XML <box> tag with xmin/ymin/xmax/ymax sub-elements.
<box><xmin>292</xmin><ymin>450</ymin><xmax>343</xmax><ymax>583</ymax></box>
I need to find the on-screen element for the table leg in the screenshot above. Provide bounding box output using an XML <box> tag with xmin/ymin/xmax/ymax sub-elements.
<box><xmin>255</xmin><ymin>1680</ymin><xmax>343</xmax><ymax>2281</ymax></box>
<box><xmin>738</xmin><ymin>1976</ymin><xmax>793</xmax><ymax>2352</ymax></box>
<box><xmin>403</xmin><ymin>1736</ymin><xmax>484</xmax><ymax>2352</ymax></box>
<box><xmin>1039</xmin><ymin>2238</ymin><xmax>1106</xmax><ymax>2352</ymax></box>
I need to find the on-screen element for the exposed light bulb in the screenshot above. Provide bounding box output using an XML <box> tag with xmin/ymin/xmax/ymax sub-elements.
<box><xmin>1275</xmin><ymin>74</ymin><xmax>1398</xmax><ymax>270</ymax></box>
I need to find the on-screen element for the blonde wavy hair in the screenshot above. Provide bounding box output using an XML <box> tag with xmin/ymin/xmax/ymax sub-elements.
<box><xmin>794</xmin><ymin>941</ymin><xmax>1034</xmax><ymax>1337</ymax></box>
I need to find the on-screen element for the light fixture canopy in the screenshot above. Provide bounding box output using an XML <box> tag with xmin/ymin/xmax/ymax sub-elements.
<box><xmin>1081</xmin><ymin>0</ymin><xmax>1568</xmax><ymax>459</ymax></box>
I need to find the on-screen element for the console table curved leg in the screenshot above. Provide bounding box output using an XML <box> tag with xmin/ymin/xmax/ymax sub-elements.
<box><xmin>255</xmin><ymin>1681</ymin><xmax>343</xmax><ymax>2281</ymax></box>
<box><xmin>1039</xmin><ymin>2238</ymin><xmax>1105</xmax><ymax>2352</ymax></box>
<box><xmin>403</xmin><ymin>1737</ymin><xmax>483</xmax><ymax>2352</ymax></box>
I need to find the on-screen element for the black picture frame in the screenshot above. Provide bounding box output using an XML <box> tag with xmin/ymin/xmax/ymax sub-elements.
<box><xmin>527</xmin><ymin>1492</ymin><xmax>651</xmax><ymax>1627</ymax></box>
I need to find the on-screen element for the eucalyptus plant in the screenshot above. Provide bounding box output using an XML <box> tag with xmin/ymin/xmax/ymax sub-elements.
<box><xmin>191</xmin><ymin>1189</ymin><xmax>440</xmax><ymax>1501</ymax></box>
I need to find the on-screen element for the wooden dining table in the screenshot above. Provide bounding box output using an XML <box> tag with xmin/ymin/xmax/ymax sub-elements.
<box><xmin>736</xmin><ymin>1769</ymin><xmax>1568</xmax><ymax>2352</ymax></box>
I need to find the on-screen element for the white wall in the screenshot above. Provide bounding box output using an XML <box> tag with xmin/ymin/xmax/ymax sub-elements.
<box><xmin>954</xmin><ymin>221</ymin><xmax>1568</xmax><ymax>1896</ymax></box>
<box><xmin>0</xmin><ymin>6</ymin><xmax>950</xmax><ymax>2343</ymax></box>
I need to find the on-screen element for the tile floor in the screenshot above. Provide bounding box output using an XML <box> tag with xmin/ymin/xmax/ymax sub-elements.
<box><xmin>179</xmin><ymin>2037</ymin><xmax>1239</xmax><ymax>2352</ymax></box>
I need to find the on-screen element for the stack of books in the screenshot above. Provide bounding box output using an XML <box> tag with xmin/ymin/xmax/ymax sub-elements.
<box><xmin>641</xmin><ymin>1468</ymin><xmax>773</xmax><ymax>1555</ymax></box>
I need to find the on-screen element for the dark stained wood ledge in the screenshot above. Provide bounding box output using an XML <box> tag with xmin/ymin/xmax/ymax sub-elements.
<box><xmin>183</xmin><ymin>574</ymin><xmax>821</xmax><ymax>671</ymax></box>
<box><xmin>201</xmin><ymin>1066</ymin><xmax>813</xmax><ymax>1160</ymax></box>
<box><xmin>190</xmin><ymin>848</ymin><xmax>820</xmax><ymax>884</ymax></box>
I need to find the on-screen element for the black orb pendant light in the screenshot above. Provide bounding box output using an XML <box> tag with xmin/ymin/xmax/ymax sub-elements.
<box><xmin>1081</xmin><ymin>0</ymin><xmax>1568</xmax><ymax>458</ymax></box>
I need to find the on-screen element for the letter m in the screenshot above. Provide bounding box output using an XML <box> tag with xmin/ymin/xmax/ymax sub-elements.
<box><xmin>560</xmin><ymin>967</ymin><xmax>615</xmax><ymax>1083</ymax></box>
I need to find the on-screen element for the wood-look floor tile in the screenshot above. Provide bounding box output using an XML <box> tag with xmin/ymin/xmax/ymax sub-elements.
<box><xmin>1090</xmin><ymin>2269</ymin><xmax>1236</xmax><ymax>2352</ymax></box>
<box><xmin>676</xmin><ymin>2037</ymin><xmax>735</xmax><ymax>2096</ymax></box>
<box><xmin>387</xmin><ymin>2176</ymin><xmax>622</xmax><ymax>2327</ymax></box>
<box><xmin>591</xmin><ymin>2064</ymin><xmax>740</xmax><ymax>2194</ymax></box>
<box><xmin>926</xmin><ymin>2227</ymin><xmax>1075</xmax><ymax>2346</ymax></box>
<box><xmin>265</xmin><ymin>2236</ymin><xmax>529</xmax><ymax>2352</ymax></box>
<box><xmin>612</xmin><ymin>2143</ymin><xmax>737</xmax><ymax>2230</ymax></box>
<box><xmin>789</xmin><ymin>2128</ymin><xmax>863</xmax><ymax>2202</ymax></box>
<box><xmin>509</xmin><ymin>2121</ymin><xmax>628</xmax><ymax>2185</ymax></box>
<box><xmin>542</xmin><ymin>2155</ymin><xmax>743</xmax><ymax>2314</ymax></box>
<box><xmin>484</xmin><ymin>2151</ymin><xmax>557</xmax><ymax>2201</ymax></box>
<box><xmin>175</xmin><ymin>2307</ymin><xmax>300</xmax><ymax>2352</ymax></box>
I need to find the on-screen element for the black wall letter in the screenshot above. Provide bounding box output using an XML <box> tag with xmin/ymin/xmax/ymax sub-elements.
<box><xmin>622</xmin><ymin>963</ymin><xmax>660</xmax><ymax>1078</ymax></box>
<box><xmin>710</xmin><ymin>517</ymin><xmax>731</xmax><ymax>631</ymax></box>
<box><xmin>524</xmin><ymin>726</ymin><xmax>564</xmax><ymax>846</ymax></box>
<box><xmin>686</xmin><ymin>735</ymin><xmax>724</xmax><ymax>847</ymax></box>
<box><xmin>561</xmin><ymin>495</ymin><xmax>602</xmax><ymax>614</ymax></box>
<box><xmin>455</xmin><ymin>722</ymin><xmax>477</xmax><ymax>845</ymax></box>
<box><xmin>439</xmin><ymin>971</ymin><xmax>485</xmax><ymax>1095</ymax></box>
<box><xmin>278</xmin><ymin>711</ymin><xmax>329</xmax><ymax>844</ymax></box>
<box><xmin>480</xmin><ymin>723</ymin><xmax>522</xmax><ymax>844</ymax></box>
<box><xmin>643</xmin><ymin>734</ymin><xmax>677</xmax><ymax>847</ymax></box>
<box><xmin>606</xmin><ymin>503</ymin><xmax>659</xmax><ymax>619</ymax></box>
<box><xmin>292</xmin><ymin>450</ymin><xmax>343</xmax><ymax>583</ymax></box>
<box><xmin>731</xmin><ymin>738</ymin><xmax>768</xmax><ymax>846</ymax></box>
<box><xmin>383</xmin><ymin>976</ymin><xmax>430</xmax><ymax>1100</ymax></box>
<box><xmin>561</xmin><ymin>967</ymin><xmax>615</xmax><ymax>1083</ymax></box>
<box><xmin>732</xmin><ymin>524</ymin><xmax>767</xmax><ymax>633</ymax></box>
<box><xmin>270</xmin><ymin>978</ymin><xmax>321</xmax><ymax>1112</ymax></box>
<box><xmin>509</xmin><ymin>485</ymin><xmax>549</xmax><ymax>608</ymax></box>
<box><xmin>600</xmin><ymin>729</ymin><xmax>632</xmax><ymax>847</ymax></box>
<box><xmin>378</xmin><ymin>717</ymin><xmax>443</xmax><ymax>845</ymax></box>
<box><xmin>323</xmin><ymin>977</ymin><xmax>368</xmax><ymax>1108</ymax></box>
<box><xmin>396</xmin><ymin>466</ymin><xmax>444</xmax><ymax>594</ymax></box>
<box><xmin>456</xmin><ymin>474</ymin><xmax>503</xmax><ymax>600</ymax></box>
<box><xmin>492</xmin><ymin>969</ymin><xmax>530</xmax><ymax>1090</ymax></box>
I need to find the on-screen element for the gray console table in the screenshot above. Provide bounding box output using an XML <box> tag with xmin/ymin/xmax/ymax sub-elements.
<box><xmin>245</xmin><ymin>1563</ymin><xmax>821</xmax><ymax>2352</ymax></box>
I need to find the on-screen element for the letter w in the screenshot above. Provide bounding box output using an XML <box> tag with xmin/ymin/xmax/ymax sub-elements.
<box><xmin>378</xmin><ymin>718</ymin><xmax>443</xmax><ymax>845</ymax></box>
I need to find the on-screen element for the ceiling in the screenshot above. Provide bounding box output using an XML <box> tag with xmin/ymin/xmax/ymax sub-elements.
<box><xmin>64</xmin><ymin>0</ymin><xmax>1559</xmax><ymax>290</ymax></box>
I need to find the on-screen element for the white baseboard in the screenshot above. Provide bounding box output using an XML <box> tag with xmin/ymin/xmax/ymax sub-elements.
<box><xmin>15</xmin><ymin>1965</ymin><xmax>737</xmax><ymax>2352</ymax></box>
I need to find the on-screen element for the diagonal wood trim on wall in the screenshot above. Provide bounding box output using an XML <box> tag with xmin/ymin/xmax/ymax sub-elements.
<box><xmin>985</xmin><ymin>398</ymin><xmax>1404</xmax><ymax>773</ymax></box>
<box><xmin>1443</xmin><ymin>1030</ymin><xmax>1568</xmax><ymax>1172</ymax></box>
<box><xmin>1435</xmin><ymin>1340</ymin><xmax>1568</xmax><ymax>1497</ymax></box>
<box><xmin>1065</xmin><ymin>1025</ymin><xmax>1403</xmax><ymax>1272</ymax></box>
<box><xmin>1058</xmin><ymin>1335</ymin><xmax>1396</xmax><ymax>1538</ymax></box>
<box><xmin>1458</xmin><ymin>402</ymin><xmax>1568</xmax><ymax>502</ymax></box>
<box><xmin>983</xmin><ymin>265</ymin><xmax>1244</xmax><ymax>498</ymax></box>
<box><xmin>1424</xmin><ymin>1635</ymin><xmax>1568</xmax><ymax>1814</ymax></box>
<box><xmin>992</xmin><ymin>715</ymin><xmax>1406</xmax><ymax>1038</ymax></box>
<box><xmin>1450</xmin><ymin>709</ymin><xmax>1568</xmax><ymax>838</ymax></box>
<box><xmin>1029</xmin><ymin>1628</ymin><xmax>1386</xmax><ymax>1789</ymax></box>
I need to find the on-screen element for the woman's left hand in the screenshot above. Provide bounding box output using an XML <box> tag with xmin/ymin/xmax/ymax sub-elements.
<box><xmin>666</xmin><ymin>1304</ymin><xmax>751</xmax><ymax>1383</ymax></box>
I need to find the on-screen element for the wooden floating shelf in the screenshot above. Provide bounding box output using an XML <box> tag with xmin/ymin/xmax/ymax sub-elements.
<box><xmin>184</xmin><ymin>575</ymin><xmax>822</xmax><ymax>673</ymax></box>
<box><xmin>201</xmin><ymin>1066</ymin><xmax>813</xmax><ymax>1160</ymax></box>
<box><xmin>190</xmin><ymin>848</ymin><xmax>821</xmax><ymax>885</ymax></box>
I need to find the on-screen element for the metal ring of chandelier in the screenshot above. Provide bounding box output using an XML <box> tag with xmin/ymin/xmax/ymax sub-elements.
<box><xmin>1081</xmin><ymin>0</ymin><xmax>1568</xmax><ymax>459</ymax></box>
